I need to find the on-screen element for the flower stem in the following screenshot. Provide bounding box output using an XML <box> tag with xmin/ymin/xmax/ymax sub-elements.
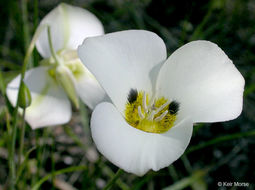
<box><xmin>18</xmin><ymin>109</ymin><xmax>26</xmax><ymax>166</ymax></box>
<box><xmin>103</xmin><ymin>169</ymin><xmax>124</xmax><ymax>190</ymax></box>
<box><xmin>21</xmin><ymin>0</ymin><xmax>32</xmax><ymax>68</ymax></box>
<box><xmin>33</xmin><ymin>0</ymin><xmax>39</xmax><ymax>67</ymax></box>
<box><xmin>8</xmin><ymin>21</ymin><xmax>45</xmax><ymax>190</ymax></box>
<box><xmin>0</xmin><ymin>70</ymin><xmax>6</xmax><ymax>95</ymax></box>
<box><xmin>47</xmin><ymin>26</ymin><xmax>60</xmax><ymax>65</ymax></box>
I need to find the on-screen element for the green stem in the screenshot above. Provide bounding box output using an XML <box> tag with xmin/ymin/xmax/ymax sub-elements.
<box><xmin>50</xmin><ymin>134</ymin><xmax>56</xmax><ymax>190</ymax></box>
<box><xmin>33</xmin><ymin>0</ymin><xmax>38</xmax><ymax>33</ymax></box>
<box><xmin>31</xmin><ymin>165</ymin><xmax>87</xmax><ymax>190</ymax></box>
<box><xmin>16</xmin><ymin>147</ymin><xmax>36</xmax><ymax>184</ymax></box>
<box><xmin>33</xmin><ymin>128</ymin><xmax>48</xmax><ymax>186</ymax></box>
<box><xmin>33</xmin><ymin>0</ymin><xmax>39</xmax><ymax>67</ymax></box>
<box><xmin>63</xmin><ymin>125</ymin><xmax>87</xmax><ymax>151</ymax></box>
<box><xmin>103</xmin><ymin>169</ymin><xmax>124</xmax><ymax>190</ymax></box>
<box><xmin>47</xmin><ymin>26</ymin><xmax>60</xmax><ymax>65</ymax></box>
<box><xmin>190</xmin><ymin>1</ymin><xmax>214</xmax><ymax>41</ymax></box>
<box><xmin>99</xmin><ymin>163</ymin><xmax>129</xmax><ymax>190</ymax></box>
<box><xmin>21</xmin><ymin>0</ymin><xmax>32</xmax><ymax>68</ymax></box>
<box><xmin>80</xmin><ymin>102</ymin><xmax>90</xmax><ymax>138</ymax></box>
<box><xmin>18</xmin><ymin>109</ymin><xmax>26</xmax><ymax>166</ymax></box>
<box><xmin>187</xmin><ymin>130</ymin><xmax>255</xmax><ymax>154</ymax></box>
<box><xmin>9</xmin><ymin>22</ymin><xmax>46</xmax><ymax>190</ymax></box>
<box><xmin>168</xmin><ymin>165</ymin><xmax>179</xmax><ymax>182</ymax></box>
<box><xmin>0</xmin><ymin>70</ymin><xmax>6</xmax><ymax>95</ymax></box>
<box><xmin>181</xmin><ymin>155</ymin><xmax>193</xmax><ymax>174</ymax></box>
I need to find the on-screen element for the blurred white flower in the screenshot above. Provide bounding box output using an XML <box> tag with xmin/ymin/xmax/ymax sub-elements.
<box><xmin>7</xmin><ymin>3</ymin><xmax>106</xmax><ymax>129</ymax></box>
<box><xmin>78</xmin><ymin>30</ymin><xmax>245</xmax><ymax>175</ymax></box>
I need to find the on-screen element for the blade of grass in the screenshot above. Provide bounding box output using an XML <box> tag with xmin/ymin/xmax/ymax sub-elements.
<box><xmin>164</xmin><ymin>142</ymin><xmax>244</xmax><ymax>190</ymax></box>
<box><xmin>190</xmin><ymin>0</ymin><xmax>214</xmax><ymax>41</ymax></box>
<box><xmin>102</xmin><ymin>169</ymin><xmax>124</xmax><ymax>190</ymax></box>
<box><xmin>31</xmin><ymin>165</ymin><xmax>87</xmax><ymax>190</ymax></box>
<box><xmin>181</xmin><ymin>155</ymin><xmax>193</xmax><ymax>174</ymax></box>
<box><xmin>168</xmin><ymin>165</ymin><xmax>179</xmax><ymax>182</ymax></box>
<box><xmin>33</xmin><ymin>128</ymin><xmax>48</xmax><ymax>186</ymax></box>
<box><xmin>50</xmin><ymin>133</ymin><xmax>56</xmax><ymax>190</ymax></box>
<box><xmin>162</xmin><ymin>168</ymin><xmax>209</xmax><ymax>190</ymax></box>
<box><xmin>100</xmin><ymin>164</ymin><xmax>129</xmax><ymax>190</ymax></box>
<box><xmin>79</xmin><ymin>101</ymin><xmax>91</xmax><ymax>139</ymax></box>
<box><xmin>132</xmin><ymin>173</ymin><xmax>155</xmax><ymax>190</ymax></box>
<box><xmin>16</xmin><ymin>147</ymin><xmax>36</xmax><ymax>183</ymax></box>
<box><xmin>187</xmin><ymin>130</ymin><xmax>255</xmax><ymax>154</ymax></box>
<box><xmin>63</xmin><ymin>125</ymin><xmax>88</xmax><ymax>151</ymax></box>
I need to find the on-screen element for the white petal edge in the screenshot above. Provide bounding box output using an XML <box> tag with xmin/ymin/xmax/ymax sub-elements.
<box><xmin>6</xmin><ymin>67</ymin><xmax>71</xmax><ymax>129</ymax></box>
<box><xmin>36</xmin><ymin>3</ymin><xmax>104</xmax><ymax>58</ymax></box>
<box><xmin>156</xmin><ymin>40</ymin><xmax>245</xmax><ymax>123</ymax></box>
<box><xmin>74</xmin><ymin>63</ymin><xmax>108</xmax><ymax>109</ymax></box>
<box><xmin>78</xmin><ymin>30</ymin><xmax>167</xmax><ymax>113</ymax></box>
<box><xmin>91</xmin><ymin>102</ymin><xmax>193</xmax><ymax>176</ymax></box>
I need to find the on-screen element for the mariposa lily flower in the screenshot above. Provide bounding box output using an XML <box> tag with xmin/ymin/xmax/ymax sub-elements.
<box><xmin>6</xmin><ymin>3</ymin><xmax>106</xmax><ymax>129</ymax></box>
<box><xmin>78</xmin><ymin>30</ymin><xmax>244</xmax><ymax>175</ymax></box>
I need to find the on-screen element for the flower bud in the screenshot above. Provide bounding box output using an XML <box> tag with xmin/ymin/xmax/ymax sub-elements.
<box><xmin>19</xmin><ymin>81</ymin><xmax>32</xmax><ymax>109</ymax></box>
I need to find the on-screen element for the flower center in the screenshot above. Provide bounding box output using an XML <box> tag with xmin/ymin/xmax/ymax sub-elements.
<box><xmin>46</xmin><ymin>49</ymin><xmax>84</xmax><ymax>80</ymax></box>
<box><xmin>45</xmin><ymin>49</ymin><xmax>82</xmax><ymax>109</ymax></box>
<box><xmin>124</xmin><ymin>89</ymin><xmax>179</xmax><ymax>133</ymax></box>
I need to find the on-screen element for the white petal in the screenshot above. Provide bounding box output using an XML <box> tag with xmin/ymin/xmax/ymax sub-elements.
<box><xmin>156</xmin><ymin>41</ymin><xmax>245</xmax><ymax>123</ymax></box>
<box><xmin>36</xmin><ymin>3</ymin><xmax>104</xmax><ymax>58</ymax></box>
<box><xmin>6</xmin><ymin>67</ymin><xmax>71</xmax><ymax>129</ymax></box>
<box><xmin>74</xmin><ymin>63</ymin><xmax>108</xmax><ymax>109</ymax></box>
<box><xmin>91</xmin><ymin>102</ymin><xmax>193</xmax><ymax>176</ymax></box>
<box><xmin>78</xmin><ymin>30</ymin><xmax>167</xmax><ymax>113</ymax></box>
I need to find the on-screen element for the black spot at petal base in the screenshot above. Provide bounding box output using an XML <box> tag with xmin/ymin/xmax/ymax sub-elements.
<box><xmin>168</xmin><ymin>101</ymin><xmax>180</xmax><ymax>115</ymax></box>
<box><xmin>127</xmin><ymin>89</ymin><xmax>138</xmax><ymax>104</ymax></box>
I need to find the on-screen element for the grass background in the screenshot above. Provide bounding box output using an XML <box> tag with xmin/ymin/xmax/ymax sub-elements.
<box><xmin>0</xmin><ymin>0</ymin><xmax>255</xmax><ymax>189</ymax></box>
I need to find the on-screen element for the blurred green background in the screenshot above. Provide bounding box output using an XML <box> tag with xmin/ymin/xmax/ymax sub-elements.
<box><xmin>0</xmin><ymin>0</ymin><xmax>255</xmax><ymax>189</ymax></box>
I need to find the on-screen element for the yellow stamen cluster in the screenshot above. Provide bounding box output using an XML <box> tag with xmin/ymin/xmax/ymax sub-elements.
<box><xmin>124</xmin><ymin>90</ymin><xmax>178</xmax><ymax>133</ymax></box>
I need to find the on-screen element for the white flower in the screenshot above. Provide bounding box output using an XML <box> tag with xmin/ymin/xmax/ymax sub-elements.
<box><xmin>6</xmin><ymin>3</ymin><xmax>107</xmax><ymax>129</ymax></box>
<box><xmin>78</xmin><ymin>30</ymin><xmax>245</xmax><ymax>175</ymax></box>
